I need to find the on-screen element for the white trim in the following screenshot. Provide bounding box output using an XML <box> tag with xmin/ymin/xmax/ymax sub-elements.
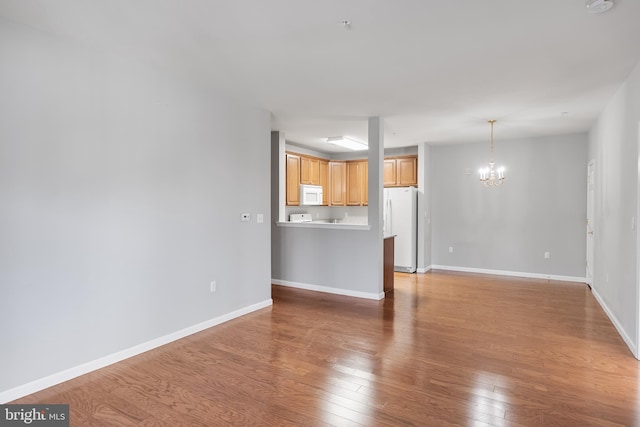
<box><xmin>591</xmin><ymin>287</ymin><xmax>638</xmax><ymax>358</ymax></box>
<box><xmin>276</xmin><ymin>221</ymin><xmax>371</xmax><ymax>231</ymax></box>
<box><xmin>636</xmin><ymin>122</ymin><xmax>640</xmax><ymax>360</ymax></box>
<box><xmin>416</xmin><ymin>265</ymin><xmax>432</xmax><ymax>273</ymax></box>
<box><xmin>429</xmin><ymin>265</ymin><xmax>586</xmax><ymax>283</ymax></box>
<box><xmin>0</xmin><ymin>299</ymin><xmax>273</xmax><ymax>403</ymax></box>
<box><xmin>637</xmin><ymin>121</ymin><xmax>640</xmax><ymax>360</ymax></box>
<box><xmin>272</xmin><ymin>279</ymin><xmax>385</xmax><ymax>300</ymax></box>
<box><xmin>587</xmin><ymin>159</ymin><xmax>595</xmax><ymax>288</ymax></box>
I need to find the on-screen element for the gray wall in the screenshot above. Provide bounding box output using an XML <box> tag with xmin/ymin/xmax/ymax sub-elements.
<box><xmin>0</xmin><ymin>18</ymin><xmax>272</xmax><ymax>393</ymax></box>
<box><xmin>284</xmin><ymin>143</ymin><xmax>329</xmax><ymax>159</ymax></box>
<box><xmin>588</xmin><ymin>58</ymin><xmax>640</xmax><ymax>355</ymax></box>
<box><xmin>430</xmin><ymin>133</ymin><xmax>587</xmax><ymax>278</ymax></box>
<box><xmin>384</xmin><ymin>146</ymin><xmax>419</xmax><ymax>157</ymax></box>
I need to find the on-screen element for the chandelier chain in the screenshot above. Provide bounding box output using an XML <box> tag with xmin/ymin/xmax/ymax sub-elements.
<box><xmin>489</xmin><ymin>119</ymin><xmax>495</xmax><ymax>162</ymax></box>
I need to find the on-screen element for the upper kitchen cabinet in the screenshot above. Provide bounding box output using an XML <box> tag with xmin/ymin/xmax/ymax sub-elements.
<box><xmin>346</xmin><ymin>161</ymin><xmax>368</xmax><ymax>206</ymax></box>
<box><xmin>286</xmin><ymin>151</ymin><xmax>329</xmax><ymax>206</ymax></box>
<box><xmin>384</xmin><ymin>156</ymin><xmax>417</xmax><ymax>187</ymax></box>
<box><xmin>286</xmin><ymin>153</ymin><xmax>301</xmax><ymax>206</ymax></box>
<box><xmin>362</xmin><ymin>161</ymin><xmax>368</xmax><ymax>205</ymax></box>
<box><xmin>285</xmin><ymin>151</ymin><xmax>416</xmax><ymax>206</ymax></box>
<box><xmin>329</xmin><ymin>161</ymin><xmax>346</xmax><ymax>206</ymax></box>
<box><xmin>319</xmin><ymin>159</ymin><xmax>329</xmax><ymax>205</ymax></box>
<box><xmin>383</xmin><ymin>159</ymin><xmax>396</xmax><ymax>187</ymax></box>
<box><xmin>300</xmin><ymin>156</ymin><xmax>320</xmax><ymax>185</ymax></box>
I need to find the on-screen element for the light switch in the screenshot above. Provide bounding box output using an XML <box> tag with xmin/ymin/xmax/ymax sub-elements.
<box><xmin>257</xmin><ymin>214</ymin><xmax>264</xmax><ymax>224</ymax></box>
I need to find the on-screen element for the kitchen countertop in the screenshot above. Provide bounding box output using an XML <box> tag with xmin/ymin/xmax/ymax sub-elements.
<box><xmin>277</xmin><ymin>221</ymin><xmax>371</xmax><ymax>231</ymax></box>
<box><xmin>278</xmin><ymin>221</ymin><xmax>396</xmax><ymax>235</ymax></box>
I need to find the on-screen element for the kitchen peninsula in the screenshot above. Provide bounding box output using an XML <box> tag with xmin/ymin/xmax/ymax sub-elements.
<box><xmin>271</xmin><ymin>124</ymin><xmax>410</xmax><ymax>302</ymax></box>
<box><xmin>384</xmin><ymin>234</ymin><xmax>395</xmax><ymax>293</ymax></box>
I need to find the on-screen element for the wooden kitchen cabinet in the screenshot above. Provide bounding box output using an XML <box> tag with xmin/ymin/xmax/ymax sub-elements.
<box><xmin>346</xmin><ymin>160</ymin><xmax>368</xmax><ymax>206</ymax></box>
<box><xmin>362</xmin><ymin>161</ymin><xmax>368</xmax><ymax>205</ymax></box>
<box><xmin>384</xmin><ymin>156</ymin><xmax>417</xmax><ymax>187</ymax></box>
<box><xmin>286</xmin><ymin>153</ymin><xmax>301</xmax><ymax>206</ymax></box>
<box><xmin>397</xmin><ymin>157</ymin><xmax>417</xmax><ymax>186</ymax></box>
<box><xmin>287</xmin><ymin>152</ymin><xmax>329</xmax><ymax>205</ymax></box>
<box><xmin>328</xmin><ymin>161</ymin><xmax>346</xmax><ymax>206</ymax></box>
<box><xmin>319</xmin><ymin>160</ymin><xmax>329</xmax><ymax>205</ymax></box>
<box><xmin>287</xmin><ymin>152</ymin><xmax>415</xmax><ymax>206</ymax></box>
<box><xmin>383</xmin><ymin>159</ymin><xmax>397</xmax><ymax>186</ymax></box>
<box><xmin>346</xmin><ymin>162</ymin><xmax>360</xmax><ymax>206</ymax></box>
<box><xmin>300</xmin><ymin>156</ymin><xmax>320</xmax><ymax>185</ymax></box>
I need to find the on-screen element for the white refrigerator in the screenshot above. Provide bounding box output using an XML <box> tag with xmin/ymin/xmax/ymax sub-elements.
<box><xmin>384</xmin><ymin>187</ymin><xmax>417</xmax><ymax>273</ymax></box>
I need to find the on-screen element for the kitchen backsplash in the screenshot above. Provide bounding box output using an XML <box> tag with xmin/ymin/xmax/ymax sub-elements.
<box><xmin>285</xmin><ymin>205</ymin><xmax>368</xmax><ymax>224</ymax></box>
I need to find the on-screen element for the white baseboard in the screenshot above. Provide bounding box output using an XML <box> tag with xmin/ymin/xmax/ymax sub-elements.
<box><xmin>0</xmin><ymin>299</ymin><xmax>273</xmax><ymax>404</ymax></box>
<box><xmin>590</xmin><ymin>288</ymin><xmax>638</xmax><ymax>359</ymax></box>
<box><xmin>272</xmin><ymin>279</ymin><xmax>385</xmax><ymax>300</ymax></box>
<box><xmin>417</xmin><ymin>265</ymin><xmax>432</xmax><ymax>273</ymax></box>
<box><xmin>429</xmin><ymin>265</ymin><xmax>586</xmax><ymax>283</ymax></box>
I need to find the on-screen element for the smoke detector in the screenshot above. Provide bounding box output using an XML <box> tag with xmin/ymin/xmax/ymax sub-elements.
<box><xmin>585</xmin><ymin>0</ymin><xmax>614</xmax><ymax>14</ymax></box>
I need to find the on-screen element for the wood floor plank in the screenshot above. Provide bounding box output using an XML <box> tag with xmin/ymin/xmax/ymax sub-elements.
<box><xmin>10</xmin><ymin>270</ymin><xmax>640</xmax><ymax>426</ymax></box>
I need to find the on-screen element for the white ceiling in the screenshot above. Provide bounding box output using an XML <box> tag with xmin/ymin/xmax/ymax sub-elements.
<box><xmin>2</xmin><ymin>0</ymin><xmax>640</xmax><ymax>153</ymax></box>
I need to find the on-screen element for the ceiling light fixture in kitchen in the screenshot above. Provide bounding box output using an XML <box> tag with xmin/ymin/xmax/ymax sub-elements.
<box><xmin>327</xmin><ymin>136</ymin><xmax>367</xmax><ymax>151</ymax></box>
<box><xmin>585</xmin><ymin>0</ymin><xmax>614</xmax><ymax>14</ymax></box>
<box><xmin>479</xmin><ymin>120</ymin><xmax>505</xmax><ymax>187</ymax></box>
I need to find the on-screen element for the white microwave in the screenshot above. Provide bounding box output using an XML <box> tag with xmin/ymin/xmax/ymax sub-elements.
<box><xmin>300</xmin><ymin>184</ymin><xmax>323</xmax><ymax>205</ymax></box>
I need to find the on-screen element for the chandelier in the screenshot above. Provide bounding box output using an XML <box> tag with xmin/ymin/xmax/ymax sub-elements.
<box><xmin>479</xmin><ymin>119</ymin><xmax>505</xmax><ymax>186</ymax></box>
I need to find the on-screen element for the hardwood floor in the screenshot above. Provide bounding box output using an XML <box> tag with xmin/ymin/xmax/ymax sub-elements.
<box><xmin>12</xmin><ymin>271</ymin><xmax>640</xmax><ymax>426</ymax></box>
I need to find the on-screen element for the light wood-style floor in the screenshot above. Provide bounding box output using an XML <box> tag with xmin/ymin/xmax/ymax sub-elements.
<box><xmin>13</xmin><ymin>271</ymin><xmax>640</xmax><ymax>426</ymax></box>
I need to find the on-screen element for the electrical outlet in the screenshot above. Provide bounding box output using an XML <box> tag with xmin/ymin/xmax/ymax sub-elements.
<box><xmin>210</xmin><ymin>281</ymin><xmax>216</xmax><ymax>293</ymax></box>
